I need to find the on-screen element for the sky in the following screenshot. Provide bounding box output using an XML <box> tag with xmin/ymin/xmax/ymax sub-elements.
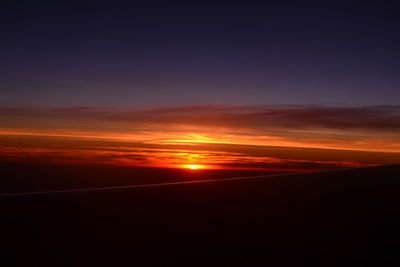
<box><xmin>1</xmin><ymin>1</ymin><xmax>399</xmax><ymax>171</ymax></box>
<box><xmin>1</xmin><ymin>1</ymin><xmax>400</xmax><ymax>107</ymax></box>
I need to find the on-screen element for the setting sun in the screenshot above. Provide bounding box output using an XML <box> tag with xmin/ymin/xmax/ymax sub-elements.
<box><xmin>183</xmin><ymin>164</ymin><xmax>204</xmax><ymax>170</ymax></box>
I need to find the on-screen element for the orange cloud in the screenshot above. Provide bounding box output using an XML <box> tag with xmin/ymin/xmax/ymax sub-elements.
<box><xmin>0</xmin><ymin>105</ymin><xmax>399</xmax><ymax>170</ymax></box>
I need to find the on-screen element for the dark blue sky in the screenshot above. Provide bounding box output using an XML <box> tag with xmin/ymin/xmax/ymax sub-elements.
<box><xmin>1</xmin><ymin>1</ymin><xmax>400</xmax><ymax>108</ymax></box>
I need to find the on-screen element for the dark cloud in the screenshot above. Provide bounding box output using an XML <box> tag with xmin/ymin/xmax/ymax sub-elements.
<box><xmin>1</xmin><ymin>104</ymin><xmax>400</xmax><ymax>132</ymax></box>
<box><xmin>0</xmin><ymin>142</ymin><xmax>368</xmax><ymax>172</ymax></box>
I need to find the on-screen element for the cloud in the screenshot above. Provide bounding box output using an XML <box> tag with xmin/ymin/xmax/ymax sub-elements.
<box><xmin>1</xmin><ymin>104</ymin><xmax>400</xmax><ymax>153</ymax></box>
<box><xmin>145</xmin><ymin>104</ymin><xmax>400</xmax><ymax>131</ymax></box>
<box><xmin>0</xmin><ymin>143</ymin><xmax>372</xmax><ymax>172</ymax></box>
<box><xmin>1</xmin><ymin>104</ymin><xmax>400</xmax><ymax>131</ymax></box>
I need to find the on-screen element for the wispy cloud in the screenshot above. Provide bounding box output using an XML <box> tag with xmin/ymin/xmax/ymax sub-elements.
<box><xmin>2</xmin><ymin>104</ymin><xmax>400</xmax><ymax>130</ymax></box>
<box><xmin>0</xmin><ymin>143</ymin><xmax>374</xmax><ymax>172</ymax></box>
<box><xmin>0</xmin><ymin>104</ymin><xmax>400</xmax><ymax>153</ymax></box>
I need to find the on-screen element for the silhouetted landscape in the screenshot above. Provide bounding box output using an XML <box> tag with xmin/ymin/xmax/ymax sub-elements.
<box><xmin>2</xmin><ymin>163</ymin><xmax>399</xmax><ymax>266</ymax></box>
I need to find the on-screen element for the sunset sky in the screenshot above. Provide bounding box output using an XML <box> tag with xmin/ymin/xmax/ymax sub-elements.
<box><xmin>1</xmin><ymin>1</ymin><xmax>399</xmax><ymax>171</ymax></box>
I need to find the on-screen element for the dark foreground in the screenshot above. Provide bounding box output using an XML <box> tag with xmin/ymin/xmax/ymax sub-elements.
<box><xmin>1</xmin><ymin>164</ymin><xmax>400</xmax><ymax>266</ymax></box>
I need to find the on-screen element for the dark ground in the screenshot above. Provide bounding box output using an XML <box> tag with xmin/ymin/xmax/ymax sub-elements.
<box><xmin>0</xmin><ymin>161</ymin><xmax>288</xmax><ymax>193</ymax></box>
<box><xmin>1</xmin><ymin>163</ymin><xmax>400</xmax><ymax>266</ymax></box>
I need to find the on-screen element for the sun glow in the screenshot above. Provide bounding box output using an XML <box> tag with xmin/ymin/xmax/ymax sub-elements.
<box><xmin>183</xmin><ymin>164</ymin><xmax>204</xmax><ymax>170</ymax></box>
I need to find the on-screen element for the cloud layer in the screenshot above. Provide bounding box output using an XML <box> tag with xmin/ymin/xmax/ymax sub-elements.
<box><xmin>1</xmin><ymin>104</ymin><xmax>400</xmax><ymax>153</ymax></box>
<box><xmin>2</xmin><ymin>104</ymin><xmax>400</xmax><ymax>130</ymax></box>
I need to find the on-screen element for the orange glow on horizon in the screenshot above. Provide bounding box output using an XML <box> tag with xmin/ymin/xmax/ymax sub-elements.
<box><xmin>0</xmin><ymin>136</ymin><xmax>392</xmax><ymax>172</ymax></box>
<box><xmin>1</xmin><ymin>128</ymin><xmax>400</xmax><ymax>154</ymax></box>
<box><xmin>0</xmin><ymin>127</ymin><xmax>399</xmax><ymax>172</ymax></box>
